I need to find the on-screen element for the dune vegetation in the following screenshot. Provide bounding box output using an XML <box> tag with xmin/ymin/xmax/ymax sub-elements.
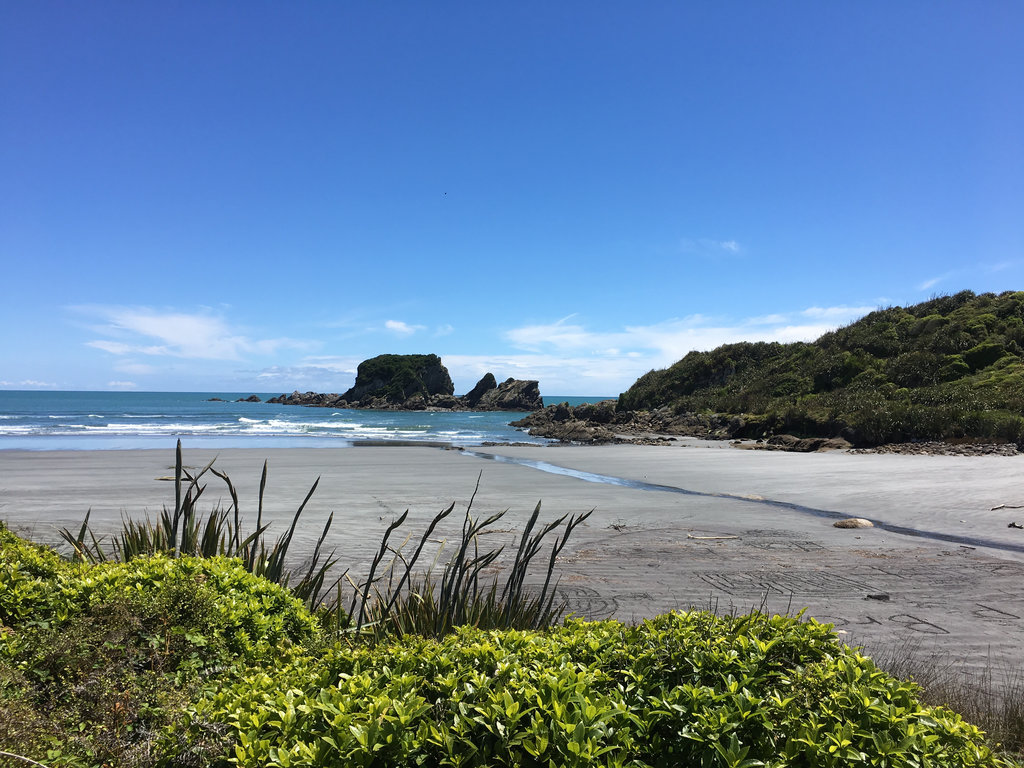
<box><xmin>618</xmin><ymin>290</ymin><xmax>1024</xmax><ymax>446</ymax></box>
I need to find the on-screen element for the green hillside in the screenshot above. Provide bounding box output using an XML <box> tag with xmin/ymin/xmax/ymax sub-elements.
<box><xmin>618</xmin><ymin>290</ymin><xmax>1024</xmax><ymax>446</ymax></box>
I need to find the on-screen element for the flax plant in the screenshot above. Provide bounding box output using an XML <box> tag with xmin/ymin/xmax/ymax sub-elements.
<box><xmin>335</xmin><ymin>474</ymin><xmax>592</xmax><ymax>638</ymax></box>
<box><xmin>59</xmin><ymin>440</ymin><xmax>341</xmax><ymax>609</ymax></box>
<box><xmin>56</xmin><ymin>443</ymin><xmax>591</xmax><ymax>638</ymax></box>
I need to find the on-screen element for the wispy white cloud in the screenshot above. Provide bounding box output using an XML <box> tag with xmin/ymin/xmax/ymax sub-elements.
<box><xmin>384</xmin><ymin>319</ymin><xmax>425</xmax><ymax>336</ymax></box>
<box><xmin>75</xmin><ymin>306</ymin><xmax>313</xmax><ymax>361</ymax></box>
<box><xmin>443</xmin><ymin>354</ymin><xmax>639</xmax><ymax>396</ymax></box>
<box><xmin>496</xmin><ymin>304</ymin><xmax>874</xmax><ymax>393</ymax></box>
<box><xmin>800</xmin><ymin>305</ymin><xmax>875</xmax><ymax>321</ymax></box>
<box><xmin>434</xmin><ymin>324</ymin><xmax>455</xmax><ymax>337</ymax></box>
<box><xmin>987</xmin><ymin>260</ymin><xmax>1020</xmax><ymax>273</ymax></box>
<box><xmin>106</xmin><ymin>380</ymin><xmax>137</xmax><ymax>389</ymax></box>
<box><xmin>680</xmin><ymin>238</ymin><xmax>743</xmax><ymax>256</ymax></box>
<box><xmin>252</xmin><ymin>356</ymin><xmax>363</xmax><ymax>391</ymax></box>
<box><xmin>919</xmin><ymin>261</ymin><xmax>1021</xmax><ymax>291</ymax></box>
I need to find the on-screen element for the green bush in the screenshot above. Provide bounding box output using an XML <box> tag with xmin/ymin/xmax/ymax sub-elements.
<box><xmin>1</xmin><ymin>550</ymin><xmax>317</xmax><ymax>664</ymax></box>
<box><xmin>2</xmin><ymin>523</ymin><xmax>1020</xmax><ymax>767</ymax></box>
<box><xmin>165</xmin><ymin>612</ymin><xmax>1010</xmax><ymax>767</ymax></box>
<box><xmin>1</xmin><ymin>528</ymin><xmax>319</xmax><ymax>767</ymax></box>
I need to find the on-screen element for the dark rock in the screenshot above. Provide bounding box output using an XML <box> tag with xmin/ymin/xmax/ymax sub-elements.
<box><xmin>341</xmin><ymin>354</ymin><xmax>454</xmax><ymax>405</ymax></box>
<box><xmin>850</xmin><ymin>441</ymin><xmax>1020</xmax><ymax>456</ymax></box>
<box><xmin>764</xmin><ymin>435</ymin><xmax>852</xmax><ymax>453</ymax></box>
<box><xmin>207</xmin><ymin>397</ymin><xmax>226</xmax><ymax>401</ymax></box>
<box><xmin>431</xmin><ymin>394</ymin><xmax>462</xmax><ymax>410</ymax></box>
<box><xmin>462</xmin><ymin>373</ymin><xmax>497</xmax><ymax>407</ymax></box>
<box><xmin>235</xmin><ymin>395</ymin><xmax>261</xmax><ymax>403</ymax></box>
<box><xmin>574</xmin><ymin>401</ymin><xmax>617</xmax><ymax>424</ymax></box>
<box><xmin>267</xmin><ymin>390</ymin><xmax>344</xmax><ymax>407</ymax></box>
<box><xmin>766</xmin><ymin>434</ymin><xmax>802</xmax><ymax>450</ymax></box>
<box><xmin>474</xmin><ymin>378</ymin><xmax>543</xmax><ymax>411</ymax></box>
<box><xmin>268</xmin><ymin>356</ymin><xmax>544</xmax><ymax>412</ymax></box>
<box><xmin>536</xmin><ymin>419</ymin><xmax>616</xmax><ymax>444</ymax></box>
<box><xmin>511</xmin><ymin>400</ymin><xmax>618</xmax><ymax>442</ymax></box>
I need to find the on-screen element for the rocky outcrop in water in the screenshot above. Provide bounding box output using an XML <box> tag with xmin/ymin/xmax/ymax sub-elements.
<box><xmin>267</xmin><ymin>355</ymin><xmax>543</xmax><ymax>412</ymax></box>
<box><xmin>462</xmin><ymin>373</ymin><xmax>497</xmax><ymax>407</ymax></box>
<box><xmin>340</xmin><ymin>354</ymin><xmax>454</xmax><ymax>405</ymax></box>
<box><xmin>474</xmin><ymin>377</ymin><xmax>543</xmax><ymax>411</ymax></box>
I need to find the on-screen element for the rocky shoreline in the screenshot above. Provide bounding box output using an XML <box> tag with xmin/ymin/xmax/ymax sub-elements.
<box><xmin>849</xmin><ymin>441</ymin><xmax>1021</xmax><ymax>457</ymax></box>
<box><xmin>511</xmin><ymin>400</ymin><xmax>755</xmax><ymax>444</ymax></box>
<box><xmin>512</xmin><ymin>400</ymin><xmax>1022</xmax><ymax>456</ymax></box>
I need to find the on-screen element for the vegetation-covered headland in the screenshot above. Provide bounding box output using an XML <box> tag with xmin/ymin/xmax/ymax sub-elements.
<box><xmin>1</xmin><ymin>445</ymin><xmax>1021</xmax><ymax>766</ymax></box>
<box><xmin>521</xmin><ymin>291</ymin><xmax>1024</xmax><ymax>447</ymax></box>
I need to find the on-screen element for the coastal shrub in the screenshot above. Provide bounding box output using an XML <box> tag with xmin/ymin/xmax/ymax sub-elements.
<box><xmin>0</xmin><ymin>522</ymin><xmax>70</xmax><ymax>626</ymax></box>
<box><xmin>2</xmin><ymin>524</ymin><xmax>1021</xmax><ymax>766</ymax></box>
<box><xmin>163</xmin><ymin>612</ymin><xmax>1013</xmax><ymax>767</ymax></box>
<box><xmin>0</xmin><ymin>529</ymin><xmax>318</xmax><ymax>767</ymax></box>
<box><xmin>2</xmin><ymin>552</ymin><xmax>317</xmax><ymax>664</ymax></box>
<box><xmin>873</xmin><ymin>642</ymin><xmax>1024</xmax><ymax>758</ymax></box>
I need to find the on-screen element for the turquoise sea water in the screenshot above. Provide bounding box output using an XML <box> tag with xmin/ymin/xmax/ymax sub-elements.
<box><xmin>0</xmin><ymin>391</ymin><xmax>613</xmax><ymax>451</ymax></box>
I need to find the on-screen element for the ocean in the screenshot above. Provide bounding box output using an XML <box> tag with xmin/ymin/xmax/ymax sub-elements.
<box><xmin>0</xmin><ymin>391</ymin><xmax>613</xmax><ymax>451</ymax></box>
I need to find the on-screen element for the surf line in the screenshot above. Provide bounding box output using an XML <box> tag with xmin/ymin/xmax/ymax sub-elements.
<box><xmin>460</xmin><ymin>450</ymin><xmax>1024</xmax><ymax>556</ymax></box>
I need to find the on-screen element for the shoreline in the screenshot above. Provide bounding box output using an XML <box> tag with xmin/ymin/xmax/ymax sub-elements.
<box><xmin>2</xmin><ymin>442</ymin><xmax>1023</xmax><ymax>675</ymax></box>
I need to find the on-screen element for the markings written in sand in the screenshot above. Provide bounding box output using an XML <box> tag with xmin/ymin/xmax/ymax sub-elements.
<box><xmin>746</xmin><ymin>539</ymin><xmax>825</xmax><ymax>552</ymax></box>
<box><xmin>867</xmin><ymin>561</ymin><xmax>1024</xmax><ymax>585</ymax></box>
<box><xmin>463</xmin><ymin>451</ymin><xmax>1024</xmax><ymax>555</ymax></box>
<box><xmin>698</xmin><ymin>570</ymin><xmax>874</xmax><ymax>596</ymax></box>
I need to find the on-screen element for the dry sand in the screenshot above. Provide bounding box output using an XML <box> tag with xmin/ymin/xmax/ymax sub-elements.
<box><xmin>2</xmin><ymin>441</ymin><xmax>1023</xmax><ymax>674</ymax></box>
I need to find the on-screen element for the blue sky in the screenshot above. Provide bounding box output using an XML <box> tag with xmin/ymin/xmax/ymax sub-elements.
<box><xmin>1</xmin><ymin>3</ymin><xmax>1021</xmax><ymax>395</ymax></box>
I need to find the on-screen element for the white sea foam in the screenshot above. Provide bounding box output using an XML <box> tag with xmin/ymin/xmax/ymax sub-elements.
<box><xmin>0</xmin><ymin>391</ymin><xmax>551</xmax><ymax>446</ymax></box>
<box><xmin>81</xmin><ymin>422</ymin><xmax>229</xmax><ymax>434</ymax></box>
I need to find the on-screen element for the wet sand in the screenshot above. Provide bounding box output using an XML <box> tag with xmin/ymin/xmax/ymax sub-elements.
<box><xmin>2</xmin><ymin>442</ymin><xmax>1023</xmax><ymax>673</ymax></box>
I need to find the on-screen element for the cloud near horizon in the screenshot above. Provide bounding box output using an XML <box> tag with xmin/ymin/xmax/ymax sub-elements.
<box><xmin>77</xmin><ymin>306</ymin><xmax>313</xmax><ymax>361</ymax></box>
<box><xmin>64</xmin><ymin>302</ymin><xmax>880</xmax><ymax>395</ymax></box>
<box><xmin>249</xmin><ymin>303</ymin><xmax>879</xmax><ymax>395</ymax></box>
<box><xmin>493</xmin><ymin>304</ymin><xmax>875</xmax><ymax>392</ymax></box>
<box><xmin>0</xmin><ymin>379</ymin><xmax>59</xmax><ymax>389</ymax></box>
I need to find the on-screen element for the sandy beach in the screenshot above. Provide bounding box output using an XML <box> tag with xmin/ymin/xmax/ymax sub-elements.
<box><xmin>2</xmin><ymin>441</ymin><xmax>1023</xmax><ymax>674</ymax></box>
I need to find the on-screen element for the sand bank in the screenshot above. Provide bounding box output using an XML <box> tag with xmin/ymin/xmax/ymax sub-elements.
<box><xmin>1</xmin><ymin>442</ymin><xmax>1023</xmax><ymax>672</ymax></box>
